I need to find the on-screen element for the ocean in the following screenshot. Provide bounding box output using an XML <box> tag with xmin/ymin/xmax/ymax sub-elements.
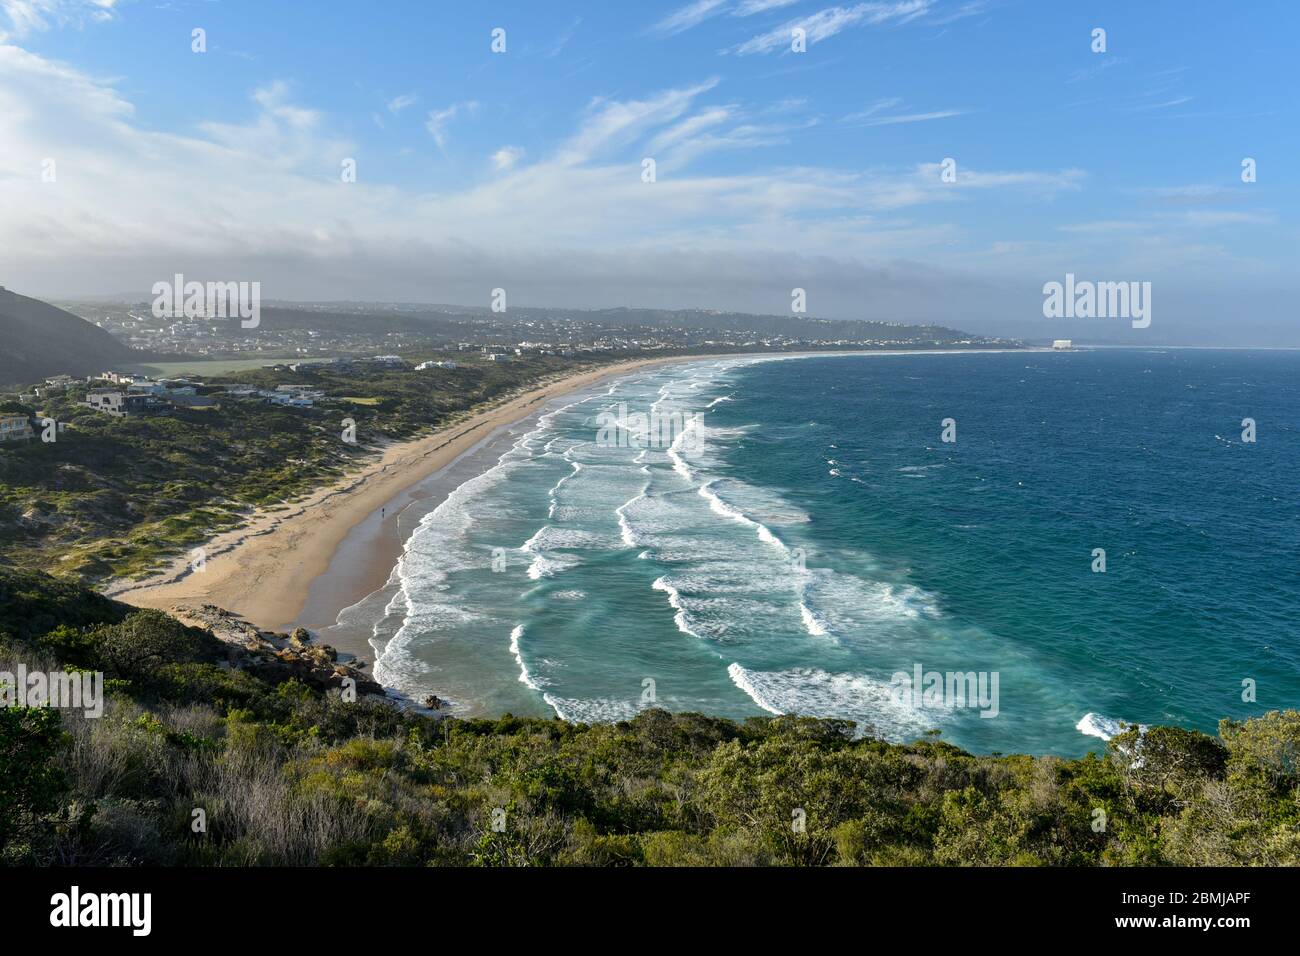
<box><xmin>338</xmin><ymin>349</ymin><xmax>1299</xmax><ymax>757</ymax></box>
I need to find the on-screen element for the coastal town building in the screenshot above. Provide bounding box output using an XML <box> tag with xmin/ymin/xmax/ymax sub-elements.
<box><xmin>257</xmin><ymin>384</ymin><xmax>318</xmax><ymax>407</ymax></box>
<box><xmin>95</xmin><ymin>370</ymin><xmax>155</xmax><ymax>386</ymax></box>
<box><xmin>83</xmin><ymin>388</ymin><xmax>157</xmax><ymax>417</ymax></box>
<box><xmin>0</xmin><ymin>414</ymin><xmax>34</xmax><ymax>443</ymax></box>
<box><xmin>1052</xmin><ymin>340</ymin><xmax>1073</xmax><ymax>350</ymax></box>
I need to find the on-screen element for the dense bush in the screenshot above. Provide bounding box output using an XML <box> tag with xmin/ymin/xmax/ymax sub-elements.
<box><xmin>0</xmin><ymin>707</ymin><xmax>70</xmax><ymax>863</ymax></box>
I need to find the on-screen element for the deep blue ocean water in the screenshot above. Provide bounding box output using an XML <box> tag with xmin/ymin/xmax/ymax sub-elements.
<box><xmin>363</xmin><ymin>349</ymin><xmax>1299</xmax><ymax>756</ymax></box>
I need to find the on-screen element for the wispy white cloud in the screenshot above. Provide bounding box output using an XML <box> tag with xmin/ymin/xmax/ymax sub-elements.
<box><xmin>387</xmin><ymin>92</ymin><xmax>417</xmax><ymax>114</ymax></box>
<box><xmin>847</xmin><ymin>97</ymin><xmax>903</xmax><ymax>118</ymax></box>
<box><xmin>424</xmin><ymin>100</ymin><xmax>478</xmax><ymax>150</ymax></box>
<box><xmin>555</xmin><ymin>79</ymin><xmax>720</xmax><ymax>164</ymax></box>
<box><xmin>1145</xmin><ymin>184</ymin><xmax>1236</xmax><ymax>205</ymax></box>
<box><xmin>1058</xmin><ymin>209</ymin><xmax>1272</xmax><ymax>237</ymax></box>
<box><xmin>1066</xmin><ymin>56</ymin><xmax>1126</xmax><ymax>84</ymax></box>
<box><xmin>859</xmin><ymin>109</ymin><xmax>964</xmax><ymax>126</ymax></box>
<box><xmin>0</xmin><ymin>0</ymin><xmax>120</xmax><ymax>39</ymax></box>
<box><xmin>1057</xmin><ymin>220</ymin><xmax>1150</xmax><ymax>235</ymax></box>
<box><xmin>545</xmin><ymin>16</ymin><xmax>582</xmax><ymax>57</ymax></box>
<box><xmin>1180</xmin><ymin>209</ymin><xmax>1272</xmax><ymax>227</ymax></box>
<box><xmin>733</xmin><ymin>1</ymin><xmax>933</xmax><ymax>55</ymax></box>
<box><xmin>650</xmin><ymin>0</ymin><xmax>729</xmax><ymax>37</ymax></box>
<box><xmin>1124</xmin><ymin>95</ymin><xmax>1193</xmax><ymax>112</ymax></box>
<box><xmin>929</xmin><ymin>0</ymin><xmax>988</xmax><ymax>25</ymax></box>
<box><xmin>844</xmin><ymin>95</ymin><xmax>966</xmax><ymax>126</ymax></box>
<box><xmin>490</xmin><ymin>145</ymin><xmax>525</xmax><ymax>171</ymax></box>
<box><xmin>733</xmin><ymin>0</ymin><xmax>801</xmax><ymax>14</ymax></box>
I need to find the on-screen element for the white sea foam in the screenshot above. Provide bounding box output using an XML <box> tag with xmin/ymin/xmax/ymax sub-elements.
<box><xmin>698</xmin><ymin>480</ymin><xmax>787</xmax><ymax>551</ymax></box>
<box><xmin>1076</xmin><ymin>712</ymin><xmax>1146</xmax><ymax>741</ymax></box>
<box><xmin>666</xmin><ymin>424</ymin><xmax>696</xmax><ymax>482</ymax></box>
<box><xmin>510</xmin><ymin>625</ymin><xmax>545</xmax><ymax>690</ymax></box>
<box><xmin>543</xmin><ymin>695</ymin><xmax>642</xmax><ymax>723</ymax></box>
<box><xmin>798</xmin><ymin>602</ymin><xmax>834</xmax><ymax>639</ymax></box>
<box><xmin>615</xmin><ymin>491</ymin><xmax>647</xmax><ymax>547</ymax></box>
<box><xmin>651</xmin><ymin>575</ymin><xmax>704</xmax><ymax>639</ymax></box>
<box><xmin>527</xmin><ymin>555</ymin><xmax>575</xmax><ymax>579</ymax></box>
<box><xmin>898</xmin><ymin>464</ymin><xmax>943</xmax><ymax>473</ymax></box>
<box><xmin>518</xmin><ymin>528</ymin><xmax>586</xmax><ymax>579</ymax></box>
<box><xmin>727</xmin><ymin>663</ymin><xmax>938</xmax><ymax>739</ymax></box>
<box><xmin>798</xmin><ymin>568</ymin><xmax>941</xmax><ymax>640</ymax></box>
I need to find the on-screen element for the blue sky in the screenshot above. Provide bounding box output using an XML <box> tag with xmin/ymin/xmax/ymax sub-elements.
<box><xmin>1</xmin><ymin>0</ymin><xmax>1296</xmax><ymax>344</ymax></box>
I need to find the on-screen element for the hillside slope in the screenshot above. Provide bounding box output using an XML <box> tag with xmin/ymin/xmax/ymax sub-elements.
<box><xmin>0</xmin><ymin>287</ymin><xmax>137</xmax><ymax>386</ymax></box>
<box><xmin>2</xmin><ymin>565</ymin><xmax>1298</xmax><ymax>867</ymax></box>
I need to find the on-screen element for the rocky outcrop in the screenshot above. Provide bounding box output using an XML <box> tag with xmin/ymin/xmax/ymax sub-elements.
<box><xmin>172</xmin><ymin>604</ymin><xmax>386</xmax><ymax>698</ymax></box>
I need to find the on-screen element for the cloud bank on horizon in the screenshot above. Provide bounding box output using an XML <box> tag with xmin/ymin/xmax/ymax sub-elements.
<box><xmin>0</xmin><ymin>0</ymin><xmax>1296</xmax><ymax>345</ymax></box>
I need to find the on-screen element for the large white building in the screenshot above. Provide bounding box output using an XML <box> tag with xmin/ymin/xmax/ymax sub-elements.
<box><xmin>1052</xmin><ymin>339</ymin><xmax>1073</xmax><ymax>350</ymax></box>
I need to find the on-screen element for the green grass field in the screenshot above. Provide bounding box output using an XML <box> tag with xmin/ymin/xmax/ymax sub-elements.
<box><xmin>125</xmin><ymin>357</ymin><xmax>310</xmax><ymax>377</ymax></box>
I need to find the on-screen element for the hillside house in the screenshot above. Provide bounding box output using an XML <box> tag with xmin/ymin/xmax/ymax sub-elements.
<box><xmin>0</xmin><ymin>414</ymin><xmax>33</xmax><ymax>443</ymax></box>
<box><xmin>265</xmin><ymin>391</ymin><xmax>314</xmax><ymax>407</ymax></box>
<box><xmin>83</xmin><ymin>389</ymin><xmax>157</xmax><ymax>417</ymax></box>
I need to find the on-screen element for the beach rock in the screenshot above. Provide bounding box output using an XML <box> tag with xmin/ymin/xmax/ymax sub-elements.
<box><xmin>171</xmin><ymin>603</ymin><xmax>384</xmax><ymax>698</ymax></box>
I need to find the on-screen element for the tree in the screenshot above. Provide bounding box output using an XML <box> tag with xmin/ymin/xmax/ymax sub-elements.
<box><xmin>0</xmin><ymin>706</ymin><xmax>70</xmax><ymax>859</ymax></box>
<box><xmin>91</xmin><ymin>609</ymin><xmax>208</xmax><ymax>679</ymax></box>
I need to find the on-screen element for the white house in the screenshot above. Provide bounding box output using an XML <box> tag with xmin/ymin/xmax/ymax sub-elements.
<box><xmin>1052</xmin><ymin>339</ymin><xmax>1073</xmax><ymax>351</ymax></box>
<box><xmin>0</xmin><ymin>414</ymin><xmax>33</xmax><ymax>443</ymax></box>
<box><xmin>266</xmin><ymin>392</ymin><xmax>314</xmax><ymax>407</ymax></box>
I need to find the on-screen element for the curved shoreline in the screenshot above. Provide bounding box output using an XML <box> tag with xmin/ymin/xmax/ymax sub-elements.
<box><xmin>107</xmin><ymin>355</ymin><xmax>703</xmax><ymax>658</ymax></box>
<box><xmin>110</xmin><ymin>347</ymin><xmax>1032</xmax><ymax>667</ymax></box>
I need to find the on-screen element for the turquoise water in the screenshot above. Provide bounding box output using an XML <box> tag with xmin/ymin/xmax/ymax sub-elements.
<box><xmin>365</xmin><ymin>349</ymin><xmax>1299</xmax><ymax>756</ymax></box>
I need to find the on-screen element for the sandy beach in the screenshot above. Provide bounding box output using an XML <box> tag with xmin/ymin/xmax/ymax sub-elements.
<box><xmin>108</xmin><ymin>347</ymin><xmax>1028</xmax><ymax>667</ymax></box>
<box><xmin>107</xmin><ymin>355</ymin><xmax>697</xmax><ymax>657</ymax></box>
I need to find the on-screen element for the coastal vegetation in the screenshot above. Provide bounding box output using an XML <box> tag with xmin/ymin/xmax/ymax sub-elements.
<box><xmin>0</xmin><ymin>353</ymin><xmax>588</xmax><ymax>581</ymax></box>
<box><xmin>3</xmin><ymin>566</ymin><xmax>1297</xmax><ymax>867</ymax></box>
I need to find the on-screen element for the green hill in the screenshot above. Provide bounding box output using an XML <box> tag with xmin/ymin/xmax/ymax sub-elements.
<box><xmin>0</xmin><ymin>287</ymin><xmax>138</xmax><ymax>387</ymax></box>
